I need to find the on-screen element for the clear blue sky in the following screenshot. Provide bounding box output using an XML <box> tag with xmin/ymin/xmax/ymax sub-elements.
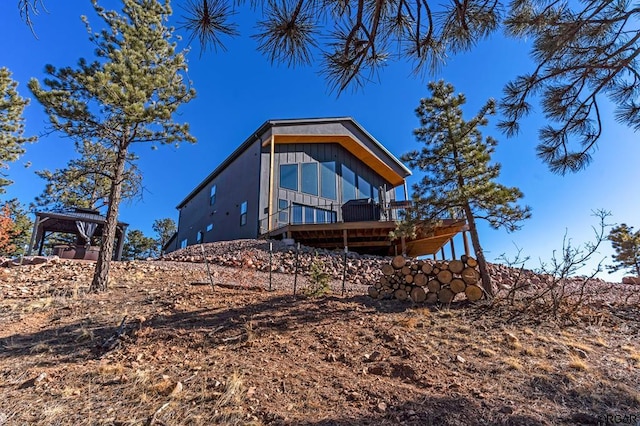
<box><xmin>1</xmin><ymin>1</ymin><xmax>638</xmax><ymax>280</ymax></box>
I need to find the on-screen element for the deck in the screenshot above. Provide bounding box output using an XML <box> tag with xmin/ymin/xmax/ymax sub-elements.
<box><xmin>260</xmin><ymin>219</ymin><xmax>467</xmax><ymax>257</ymax></box>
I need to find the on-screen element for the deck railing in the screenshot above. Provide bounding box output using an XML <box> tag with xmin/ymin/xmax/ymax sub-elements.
<box><xmin>258</xmin><ymin>198</ymin><xmax>413</xmax><ymax>236</ymax></box>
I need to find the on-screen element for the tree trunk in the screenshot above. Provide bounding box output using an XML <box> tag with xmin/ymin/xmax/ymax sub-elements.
<box><xmin>462</xmin><ymin>203</ymin><xmax>493</xmax><ymax>297</ymax></box>
<box><xmin>90</xmin><ymin>143</ymin><xmax>128</xmax><ymax>292</ymax></box>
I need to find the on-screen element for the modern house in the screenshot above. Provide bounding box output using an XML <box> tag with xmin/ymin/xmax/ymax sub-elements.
<box><xmin>167</xmin><ymin>117</ymin><xmax>466</xmax><ymax>257</ymax></box>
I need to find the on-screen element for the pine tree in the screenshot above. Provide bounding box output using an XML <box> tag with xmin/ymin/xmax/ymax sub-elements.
<box><xmin>29</xmin><ymin>0</ymin><xmax>196</xmax><ymax>292</ymax></box>
<box><xmin>402</xmin><ymin>81</ymin><xmax>531</xmax><ymax>296</ymax></box>
<box><xmin>17</xmin><ymin>1</ymin><xmax>640</xmax><ymax>171</ymax></box>
<box><xmin>33</xmin><ymin>141</ymin><xmax>142</xmax><ymax>212</ymax></box>
<box><xmin>152</xmin><ymin>217</ymin><xmax>176</xmax><ymax>252</ymax></box>
<box><xmin>607</xmin><ymin>224</ymin><xmax>640</xmax><ymax>277</ymax></box>
<box><xmin>1</xmin><ymin>67</ymin><xmax>35</xmax><ymax>194</ymax></box>
<box><xmin>0</xmin><ymin>198</ymin><xmax>32</xmax><ymax>256</ymax></box>
<box><xmin>122</xmin><ymin>229</ymin><xmax>158</xmax><ymax>260</ymax></box>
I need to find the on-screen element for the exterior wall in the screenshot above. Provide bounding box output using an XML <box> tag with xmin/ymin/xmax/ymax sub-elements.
<box><xmin>271</xmin><ymin>120</ymin><xmax>409</xmax><ymax>180</ymax></box>
<box><xmin>258</xmin><ymin>141</ymin><xmax>396</xmax><ymax>231</ymax></box>
<box><xmin>176</xmin><ymin>139</ymin><xmax>261</xmax><ymax>247</ymax></box>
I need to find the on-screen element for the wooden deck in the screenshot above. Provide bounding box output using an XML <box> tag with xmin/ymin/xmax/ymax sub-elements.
<box><xmin>260</xmin><ymin>219</ymin><xmax>466</xmax><ymax>257</ymax></box>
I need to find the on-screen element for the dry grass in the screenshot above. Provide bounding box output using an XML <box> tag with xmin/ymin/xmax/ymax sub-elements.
<box><xmin>0</xmin><ymin>260</ymin><xmax>638</xmax><ymax>426</ymax></box>
<box><xmin>503</xmin><ymin>357</ymin><xmax>524</xmax><ymax>371</ymax></box>
<box><xmin>567</xmin><ymin>355</ymin><xmax>589</xmax><ymax>371</ymax></box>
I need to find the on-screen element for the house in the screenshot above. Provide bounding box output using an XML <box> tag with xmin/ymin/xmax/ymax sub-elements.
<box><xmin>167</xmin><ymin>117</ymin><xmax>466</xmax><ymax>257</ymax></box>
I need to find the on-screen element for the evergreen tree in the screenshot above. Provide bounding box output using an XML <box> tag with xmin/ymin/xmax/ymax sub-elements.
<box><xmin>402</xmin><ymin>81</ymin><xmax>531</xmax><ymax>296</ymax></box>
<box><xmin>17</xmin><ymin>1</ymin><xmax>640</xmax><ymax>172</ymax></box>
<box><xmin>29</xmin><ymin>0</ymin><xmax>196</xmax><ymax>292</ymax></box>
<box><xmin>607</xmin><ymin>224</ymin><xmax>640</xmax><ymax>277</ymax></box>
<box><xmin>1</xmin><ymin>67</ymin><xmax>35</xmax><ymax>194</ymax></box>
<box><xmin>152</xmin><ymin>217</ymin><xmax>176</xmax><ymax>252</ymax></box>
<box><xmin>33</xmin><ymin>140</ymin><xmax>142</xmax><ymax>212</ymax></box>
<box><xmin>0</xmin><ymin>198</ymin><xmax>32</xmax><ymax>256</ymax></box>
<box><xmin>122</xmin><ymin>229</ymin><xmax>158</xmax><ymax>260</ymax></box>
<box><xmin>183</xmin><ymin>0</ymin><xmax>640</xmax><ymax>173</ymax></box>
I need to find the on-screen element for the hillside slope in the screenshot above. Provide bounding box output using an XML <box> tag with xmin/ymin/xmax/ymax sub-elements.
<box><xmin>0</xmin><ymin>242</ymin><xmax>638</xmax><ymax>425</ymax></box>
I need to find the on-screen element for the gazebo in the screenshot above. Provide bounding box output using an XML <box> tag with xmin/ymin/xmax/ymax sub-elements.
<box><xmin>27</xmin><ymin>207</ymin><xmax>128</xmax><ymax>261</ymax></box>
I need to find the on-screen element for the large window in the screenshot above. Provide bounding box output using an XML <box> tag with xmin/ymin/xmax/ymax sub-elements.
<box><xmin>320</xmin><ymin>161</ymin><xmax>336</xmax><ymax>200</ymax></box>
<box><xmin>358</xmin><ymin>176</ymin><xmax>372</xmax><ymax>199</ymax></box>
<box><xmin>301</xmin><ymin>163</ymin><xmax>318</xmax><ymax>195</ymax></box>
<box><xmin>240</xmin><ymin>201</ymin><xmax>247</xmax><ymax>226</ymax></box>
<box><xmin>342</xmin><ymin>165</ymin><xmax>356</xmax><ymax>201</ymax></box>
<box><xmin>280</xmin><ymin>164</ymin><xmax>298</xmax><ymax>191</ymax></box>
<box><xmin>210</xmin><ymin>185</ymin><xmax>217</xmax><ymax>205</ymax></box>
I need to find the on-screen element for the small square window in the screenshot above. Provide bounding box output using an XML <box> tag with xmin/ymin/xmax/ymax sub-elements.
<box><xmin>197</xmin><ymin>231</ymin><xmax>204</xmax><ymax>243</ymax></box>
<box><xmin>206</xmin><ymin>223</ymin><xmax>213</xmax><ymax>232</ymax></box>
<box><xmin>180</xmin><ymin>239</ymin><xmax>187</xmax><ymax>249</ymax></box>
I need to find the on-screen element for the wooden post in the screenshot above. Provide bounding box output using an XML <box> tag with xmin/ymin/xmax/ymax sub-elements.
<box><xmin>115</xmin><ymin>224</ymin><xmax>128</xmax><ymax>261</ymax></box>
<box><xmin>341</xmin><ymin>247</ymin><xmax>348</xmax><ymax>296</ymax></box>
<box><xmin>343</xmin><ymin>229</ymin><xmax>348</xmax><ymax>249</ymax></box>
<box><xmin>463</xmin><ymin>231</ymin><xmax>470</xmax><ymax>257</ymax></box>
<box><xmin>449</xmin><ymin>238</ymin><xmax>456</xmax><ymax>259</ymax></box>
<box><xmin>201</xmin><ymin>244</ymin><xmax>215</xmax><ymax>291</ymax></box>
<box><xmin>401</xmin><ymin>236</ymin><xmax>406</xmax><ymax>256</ymax></box>
<box><xmin>293</xmin><ymin>242</ymin><xmax>300</xmax><ymax>296</ymax></box>
<box><xmin>440</xmin><ymin>246</ymin><xmax>446</xmax><ymax>260</ymax></box>
<box><xmin>38</xmin><ymin>231</ymin><xmax>46</xmax><ymax>255</ymax></box>
<box><xmin>268</xmin><ymin>241</ymin><xmax>273</xmax><ymax>291</ymax></box>
<box><xmin>27</xmin><ymin>214</ymin><xmax>41</xmax><ymax>256</ymax></box>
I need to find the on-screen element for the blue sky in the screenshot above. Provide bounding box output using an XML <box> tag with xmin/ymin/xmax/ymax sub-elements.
<box><xmin>1</xmin><ymin>1</ymin><xmax>638</xmax><ymax>280</ymax></box>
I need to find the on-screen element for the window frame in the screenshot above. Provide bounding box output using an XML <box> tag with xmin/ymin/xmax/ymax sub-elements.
<box><xmin>320</xmin><ymin>161</ymin><xmax>337</xmax><ymax>200</ymax></box>
<box><xmin>240</xmin><ymin>201</ymin><xmax>248</xmax><ymax>226</ymax></box>
<box><xmin>342</xmin><ymin>165</ymin><xmax>356</xmax><ymax>202</ymax></box>
<box><xmin>210</xmin><ymin>184</ymin><xmax>217</xmax><ymax>206</ymax></box>
<box><xmin>278</xmin><ymin>199</ymin><xmax>289</xmax><ymax>223</ymax></box>
<box><xmin>279</xmin><ymin>164</ymin><xmax>299</xmax><ymax>191</ymax></box>
<box><xmin>301</xmin><ymin>162</ymin><xmax>319</xmax><ymax>196</ymax></box>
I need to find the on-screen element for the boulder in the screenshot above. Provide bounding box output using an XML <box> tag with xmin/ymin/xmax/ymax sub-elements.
<box><xmin>622</xmin><ymin>276</ymin><xmax>640</xmax><ymax>285</ymax></box>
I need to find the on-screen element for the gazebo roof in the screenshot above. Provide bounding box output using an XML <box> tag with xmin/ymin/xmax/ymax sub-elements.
<box><xmin>33</xmin><ymin>208</ymin><xmax>128</xmax><ymax>237</ymax></box>
<box><xmin>35</xmin><ymin>208</ymin><xmax>128</xmax><ymax>227</ymax></box>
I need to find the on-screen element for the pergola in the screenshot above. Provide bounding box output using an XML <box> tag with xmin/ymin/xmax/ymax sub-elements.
<box><xmin>27</xmin><ymin>208</ymin><xmax>128</xmax><ymax>260</ymax></box>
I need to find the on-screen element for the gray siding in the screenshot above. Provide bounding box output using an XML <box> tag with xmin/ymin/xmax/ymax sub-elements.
<box><xmin>271</xmin><ymin>120</ymin><xmax>409</xmax><ymax>179</ymax></box>
<box><xmin>259</xmin><ymin>141</ymin><xmax>396</xmax><ymax>229</ymax></box>
<box><xmin>177</xmin><ymin>139</ymin><xmax>262</xmax><ymax>246</ymax></box>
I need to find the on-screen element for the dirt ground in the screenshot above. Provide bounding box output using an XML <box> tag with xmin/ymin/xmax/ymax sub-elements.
<box><xmin>0</xmin><ymin>259</ymin><xmax>639</xmax><ymax>425</ymax></box>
